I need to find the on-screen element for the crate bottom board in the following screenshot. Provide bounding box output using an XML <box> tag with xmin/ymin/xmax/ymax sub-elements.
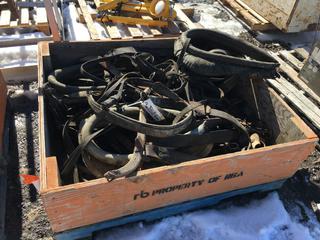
<box><xmin>55</xmin><ymin>179</ymin><xmax>285</xmax><ymax>240</ymax></box>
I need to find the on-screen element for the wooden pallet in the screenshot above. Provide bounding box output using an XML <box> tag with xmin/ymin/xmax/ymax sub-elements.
<box><xmin>0</xmin><ymin>0</ymin><xmax>63</xmax><ymax>47</ymax></box>
<box><xmin>267</xmin><ymin>48</ymin><xmax>320</xmax><ymax>131</ymax></box>
<box><xmin>75</xmin><ymin>1</ymin><xmax>197</xmax><ymax>40</ymax></box>
<box><xmin>220</xmin><ymin>0</ymin><xmax>275</xmax><ymax>31</ymax></box>
<box><xmin>0</xmin><ymin>0</ymin><xmax>50</xmax><ymax>34</ymax></box>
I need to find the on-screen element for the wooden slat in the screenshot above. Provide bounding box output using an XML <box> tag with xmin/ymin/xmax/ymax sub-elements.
<box><xmin>49</xmin><ymin>0</ymin><xmax>63</xmax><ymax>34</ymax></box>
<box><xmin>0</xmin><ymin>10</ymin><xmax>11</xmax><ymax>27</ymax></box>
<box><xmin>36</xmin><ymin>7</ymin><xmax>48</xmax><ymax>25</ymax></box>
<box><xmin>222</xmin><ymin>0</ymin><xmax>259</xmax><ymax>24</ymax></box>
<box><xmin>10</xmin><ymin>20</ymin><xmax>18</xmax><ymax>27</ymax></box>
<box><xmin>20</xmin><ymin>0</ymin><xmax>30</xmax><ymax>26</ymax></box>
<box><xmin>174</xmin><ymin>3</ymin><xmax>198</xmax><ymax>29</ymax></box>
<box><xmin>93</xmin><ymin>0</ymin><xmax>101</xmax><ymax>8</ymax></box>
<box><xmin>20</xmin><ymin>9</ymin><xmax>29</xmax><ymax>25</ymax></box>
<box><xmin>38</xmin><ymin>41</ymin><xmax>50</xmax><ymax>193</ymax></box>
<box><xmin>294</xmin><ymin>48</ymin><xmax>309</xmax><ymax>61</ymax></box>
<box><xmin>235</xmin><ymin>0</ymin><xmax>268</xmax><ymax>23</ymax></box>
<box><xmin>46</xmin><ymin>157</ymin><xmax>61</xmax><ymax>189</ymax></box>
<box><xmin>105</xmin><ymin>23</ymin><xmax>121</xmax><ymax>39</ymax></box>
<box><xmin>270</xmin><ymin>52</ymin><xmax>320</xmax><ymax>105</ymax></box>
<box><xmin>78</xmin><ymin>0</ymin><xmax>100</xmax><ymax>40</ymax></box>
<box><xmin>139</xmin><ymin>25</ymin><xmax>153</xmax><ymax>37</ymax></box>
<box><xmin>127</xmin><ymin>25</ymin><xmax>144</xmax><ymax>38</ymax></box>
<box><xmin>44</xmin><ymin>0</ymin><xmax>61</xmax><ymax>40</ymax></box>
<box><xmin>279</xmin><ymin>50</ymin><xmax>304</xmax><ymax>71</ymax></box>
<box><xmin>268</xmin><ymin>77</ymin><xmax>320</xmax><ymax>129</ymax></box>
<box><xmin>220</xmin><ymin>0</ymin><xmax>275</xmax><ymax>31</ymax></box>
<box><xmin>141</xmin><ymin>15</ymin><xmax>163</xmax><ymax>36</ymax></box>
<box><xmin>120</xmin><ymin>24</ymin><xmax>132</xmax><ymax>39</ymax></box>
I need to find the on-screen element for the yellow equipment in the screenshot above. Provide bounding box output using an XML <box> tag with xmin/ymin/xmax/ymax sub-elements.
<box><xmin>96</xmin><ymin>0</ymin><xmax>176</xmax><ymax>27</ymax></box>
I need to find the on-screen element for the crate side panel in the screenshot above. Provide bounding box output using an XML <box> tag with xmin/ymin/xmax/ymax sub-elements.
<box><xmin>42</xmin><ymin>139</ymin><xmax>315</xmax><ymax>232</ymax></box>
<box><xmin>238</xmin><ymin>78</ymin><xmax>314</xmax><ymax>143</ymax></box>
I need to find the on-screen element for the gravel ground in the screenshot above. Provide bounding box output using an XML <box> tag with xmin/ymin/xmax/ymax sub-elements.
<box><xmin>238</xmin><ymin>31</ymin><xmax>290</xmax><ymax>52</ymax></box>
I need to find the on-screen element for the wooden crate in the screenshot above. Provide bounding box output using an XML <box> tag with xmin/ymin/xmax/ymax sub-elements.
<box><xmin>242</xmin><ymin>0</ymin><xmax>320</xmax><ymax>32</ymax></box>
<box><xmin>74</xmin><ymin>1</ymin><xmax>198</xmax><ymax>40</ymax></box>
<box><xmin>268</xmin><ymin>48</ymin><xmax>320</xmax><ymax>131</ymax></box>
<box><xmin>38</xmin><ymin>39</ymin><xmax>317</xmax><ymax>239</ymax></box>
<box><xmin>220</xmin><ymin>0</ymin><xmax>275</xmax><ymax>31</ymax></box>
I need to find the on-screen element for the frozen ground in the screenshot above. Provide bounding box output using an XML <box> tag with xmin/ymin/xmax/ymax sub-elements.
<box><xmin>95</xmin><ymin>193</ymin><xmax>320</xmax><ymax>240</ymax></box>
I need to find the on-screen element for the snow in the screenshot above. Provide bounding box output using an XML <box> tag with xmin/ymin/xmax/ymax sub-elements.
<box><xmin>63</xmin><ymin>3</ymin><xmax>91</xmax><ymax>41</ymax></box>
<box><xmin>183</xmin><ymin>2</ymin><xmax>247</xmax><ymax>36</ymax></box>
<box><xmin>96</xmin><ymin>193</ymin><xmax>320</xmax><ymax>240</ymax></box>
<box><xmin>0</xmin><ymin>31</ymin><xmax>47</xmax><ymax>69</ymax></box>
<box><xmin>0</xmin><ymin>31</ymin><xmax>48</xmax><ymax>41</ymax></box>
<box><xmin>0</xmin><ymin>45</ymin><xmax>37</xmax><ymax>68</ymax></box>
<box><xmin>63</xmin><ymin>3</ymin><xmax>108</xmax><ymax>40</ymax></box>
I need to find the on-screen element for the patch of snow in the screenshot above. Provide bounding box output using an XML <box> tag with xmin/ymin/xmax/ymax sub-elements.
<box><xmin>0</xmin><ymin>31</ymin><xmax>47</xmax><ymax>69</ymax></box>
<box><xmin>0</xmin><ymin>45</ymin><xmax>37</xmax><ymax>68</ymax></box>
<box><xmin>96</xmin><ymin>193</ymin><xmax>320</xmax><ymax>240</ymax></box>
<box><xmin>181</xmin><ymin>2</ymin><xmax>247</xmax><ymax>36</ymax></box>
<box><xmin>95</xmin><ymin>22</ymin><xmax>109</xmax><ymax>38</ymax></box>
<box><xmin>0</xmin><ymin>31</ymin><xmax>47</xmax><ymax>41</ymax></box>
<box><xmin>63</xmin><ymin>3</ymin><xmax>91</xmax><ymax>41</ymax></box>
<box><xmin>64</xmin><ymin>3</ymin><xmax>109</xmax><ymax>40</ymax></box>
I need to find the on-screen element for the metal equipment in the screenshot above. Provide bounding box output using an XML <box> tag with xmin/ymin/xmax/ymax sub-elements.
<box><xmin>96</xmin><ymin>0</ymin><xmax>176</xmax><ymax>27</ymax></box>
